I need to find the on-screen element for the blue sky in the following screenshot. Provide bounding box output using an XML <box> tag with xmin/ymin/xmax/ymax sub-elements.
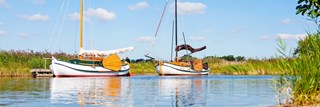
<box><xmin>0</xmin><ymin>0</ymin><xmax>315</xmax><ymax>60</ymax></box>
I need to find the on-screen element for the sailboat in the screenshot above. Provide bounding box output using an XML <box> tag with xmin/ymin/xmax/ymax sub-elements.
<box><xmin>153</xmin><ymin>0</ymin><xmax>210</xmax><ymax>75</ymax></box>
<box><xmin>50</xmin><ymin>0</ymin><xmax>134</xmax><ymax>77</ymax></box>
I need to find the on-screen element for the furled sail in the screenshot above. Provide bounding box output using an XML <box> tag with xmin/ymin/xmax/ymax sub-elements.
<box><xmin>175</xmin><ymin>44</ymin><xmax>206</xmax><ymax>53</ymax></box>
<box><xmin>79</xmin><ymin>46</ymin><xmax>134</xmax><ymax>56</ymax></box>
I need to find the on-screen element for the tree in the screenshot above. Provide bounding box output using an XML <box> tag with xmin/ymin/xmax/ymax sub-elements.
<box><xmin>221</xmin><ymin>55</ymin><xmax>235</xmax><ymax>61</ymax></box>
<box><xmin>296</xmin><ymin>0</ymin><xmax>320</xmax><ymax>27</ymax></box>
<box><xmin>295</xmin><ymin>0</ymin><xmax>320</xmax><ymax>56</ymax></box>
<box><xmin>294</xmin><ymin>33</ymin><xmax>320</xmax><ymax>56</ymax></box>
<box><xmin>235</xmin><ymin>56</ymin><xmax>245</xmax><ymax>61</ymax></box>
<box><xmin>180</xmin><ymin>54</ymin><xmax>196</xmax><ymax>61</ymax></box>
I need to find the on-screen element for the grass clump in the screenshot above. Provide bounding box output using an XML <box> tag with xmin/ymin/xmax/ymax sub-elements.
<box><xmin>0</xmin><ymin>50</ymin><xmax>74</xmax><ymax>77</ymax></box>
<box><xmin>208</xmin><ymin>58</ymin><xmax>282</xmax><ymax>75</ymax></box>
<box><xmin>130</xmin><ymin>61</ymin><xmax>155</xmax><ymax>75</ymax></box>
<box><xmin>275</xmin><ymin>33</ymin><xmax>320</xmax><ymax>106</ymax></box>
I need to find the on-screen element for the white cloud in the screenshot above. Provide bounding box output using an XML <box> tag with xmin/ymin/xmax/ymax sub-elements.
<box><xmin>17</xmin><ymin>33</ymin><xmax>29</xmax><ymax>38</ymax></box>
<box><xmin>0</xmin><ymin>30</ymin><xmax>6</xmax><ymax>36</ymax></box>
<box><xmin>259</xmin><ymin>33</ymin><xmax>307</xmax><ymax>40</ymax></box>
<box><xmin>136</xmin><ymin>36</ymin><xmax>154</xmax><ymax>42</ymax></box>
<box><xmin>87</xmin><ymin>8</ymin><xmax>116</xmax><ymax>21</ymax></box>
<box><xmin>189</xmin><ymin>36</ymin><xmax>205</xmax><ymax>41</ymax></box>
<box><xmin>70</xmin><ymin>8</ymin><xmax>116</xmax><ymax>21</ymax></box>
<box><xmin>171</xmin><ymin>2</ymin><xmax>207</xmax><ymax>15</ymax></box>
<box><xmin>0</xmin><ymin>0</ymin><xmax>10</xmax><ymax>8</ymax></box>
<box><xmin>275</xmin><ymin>33</ymin><xmax>307</xmax><ymax>40</ymax></box>
<box><xmin>281</xmin><ymin>18</ymin><xmax>291</xmax><ymax>24</ymax></box>
<box><xmin>69</xmin><ymin>12</ymin><xmax>81</xmax><ymax>21</ymax></box>
<box><xmin>23</xmin><ymin>13</ymin><xmax>49</xmax><ymax>21</ymax></box>
<box><xmin>32</xmin><ymin>0</ymin><xmax>45</xmax><ymax>5</ymax></box>
<box><xmin>128</xmin><ymin>1</ymin><xmax>149</xmax><ymax>11</ymax></box>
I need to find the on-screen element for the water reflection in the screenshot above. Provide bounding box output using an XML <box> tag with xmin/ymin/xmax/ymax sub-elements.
<box><xmin>50</xmin><ymin>77</ymin><xmax>130</xmax><ymax>106</ymax></box>
<box><xmin>0</xmin><ymin>78</ymin><xmax>50</xmax><ymax>106</ymax></box>
<box><xmin>103</xmin><ymin>77</ymin><xmax>120</xmax><ymax>97</ymax></box>
<box><xmin>0</xmin><ymin>75</ymin><xmax>277</xmax><ymax>106</ymax></box>
<box><xmin>158</xmin><ymin>76</ymin><xmax>208</xmax><ymax>107</ymax></box>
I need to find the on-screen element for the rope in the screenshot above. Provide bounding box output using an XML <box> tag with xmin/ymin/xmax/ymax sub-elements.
<box><xmin>47</xmin><ymin>0</ymin><xmax>67</xmax><ymax>54</ymax></box>
<box><xmin>53</xmin><ymin>0</ymin><xmax>70</xmax><ymax>52</ymax></box>
<box><xmin>53</xmin><ymin>1</ymin><xmax>70</xmax><ymax>50</ymax></box>
<box><xmin>88</xmin><ymin>0</ymin><xmax>95</xmax><ymax>50</ymax></box>
<box><xmin>182</xmin><ymin>32</ymin><xmax>189</xmax><ymax>60</ymax></box>
<box><xmin>150</xmin><ymin>0</ymin><xmax>168</xmax><ymax>62</ymax></box>
<box><xmin>152</xmin><ymin>0</ymin><xmax>168</xmax><ymax>45</ymax></box>
<box><xmin>74</xmin><ymin>2</ymin><xmax>80</xmax><ymax>58</ymax></box>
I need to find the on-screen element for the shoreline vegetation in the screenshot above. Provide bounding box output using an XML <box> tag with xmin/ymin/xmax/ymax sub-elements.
<box><xmin>0</xmin><ymin>50</ymin><xmax>71</xmax><ymax>77</ymax></box>
<box><xmin>0</xmin><ymin>49</ymin><xmax>284</xmax><ymax>77</ymax></box>
<box><xmin>274</xmin><ymin>33</ymin><xmax>320</xmax><ymax>106</ymax></box>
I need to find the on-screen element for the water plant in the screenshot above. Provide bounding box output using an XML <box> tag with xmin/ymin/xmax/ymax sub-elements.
<box><xmin>275</xmin><ymin>33</ymin><xmax>320</xmax><ymax>105</ymax></box>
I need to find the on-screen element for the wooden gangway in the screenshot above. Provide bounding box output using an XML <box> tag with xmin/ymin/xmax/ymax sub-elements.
<box><xmin>30</xmin><ymin>58</ymin><xmax>54</xmax><ymax>77</ymax></box>
<box><xmin>30</xmin><ymin>69</ymin><xmax>53</xmax><ymax>77</ymax></box>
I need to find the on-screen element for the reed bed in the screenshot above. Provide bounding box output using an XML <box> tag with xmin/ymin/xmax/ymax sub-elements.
<box><xmin>0</xmin><ymin>49</ymin><xmax>285</xmax><ymax>76</ymax></box>
<box><xmin>274</xmin><ymin>33</ymin><xmax>320</xmax><ymax>106</ymax></box>
<box><xmin>0</xmin><ymin>50</ymin><xmax>74</xmax><ymax>77</ymax></box>
<box><xmin>207</xmin><ymin>58</ymin><xmax>282</xmax><ymax>75</ymax></box>
<box><xmin>130</xmin><ymin>61</ymin><xmax>156</xmax><ymax>75</ymax></box>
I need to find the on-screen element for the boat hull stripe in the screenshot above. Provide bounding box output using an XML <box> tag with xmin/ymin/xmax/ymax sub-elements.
<box><xmin>54</xmin><ymin>62</ymin><xmax>129</xmax><ymax>73</ymax></box>
<box><xmin>159</xmin><ymin>64</ymin><xmax>210</xmax><ymax>73</ymax></box>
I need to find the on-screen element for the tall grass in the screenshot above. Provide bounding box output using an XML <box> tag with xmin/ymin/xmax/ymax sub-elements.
<box><xmin>208</xmin><ymin>58</ymin><xmax>282</xmax><ymax>75</ymax></box>
<box><xmin>130</xmin><ymin>61</ymin><xmax>156</xmax><ymax>75</ymax></box>
<box><xmin>275</xmin><ymin>33</ymin><xmax>320</xmax><ymax>105</ymax></box>
<box><xmin>0</xmin><ymin>50</ymin><xmax>74</xmax><ymax>77</ymax></box>
<box><xmin>0</xmin><ymin>49</ymin><xmax>296</xmax><ymax>77</ymax></box>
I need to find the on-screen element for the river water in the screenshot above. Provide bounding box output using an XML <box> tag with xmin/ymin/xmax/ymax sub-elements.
<box><xmin>0</xmin><ymin>75</ymin><xmax>276</xmax><ymax>107</ymax></box>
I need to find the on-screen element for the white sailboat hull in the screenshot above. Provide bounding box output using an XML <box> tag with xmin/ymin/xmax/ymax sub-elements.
<box><xmin>155</xmin><ymin>62</ymin><xmax>209</xmax><ymax>75</ymax></box>
<box><xmin>50</xmin><ymin>57</ymin><xmax>130</xmax><ymax>77</ymax></box>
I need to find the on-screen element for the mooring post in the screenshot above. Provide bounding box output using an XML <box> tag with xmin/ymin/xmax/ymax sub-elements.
<box><xmin>43</xmin><ymin>58</ymin><xmax>51</xmax><ymax>69</ymax></box>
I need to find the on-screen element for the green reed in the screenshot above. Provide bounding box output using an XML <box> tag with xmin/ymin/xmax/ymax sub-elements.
<box><xmin>130</xmin><ymin>61</ymin><xmax>156</xmax><ymax>75</ymax></box>
<box><xmin>208</xmin><ymin>58</ymin><xmax>282</xmax><ymax>75</ymax></box>
<box><xmin>0</xmin><ymin>50</ymin><xmax>74</xmax><ymax>77</ymax></box>
<box><xmin>275</xmin><ymin>33</ymin><xmax>320</xmax><ymax>105</ymax></box>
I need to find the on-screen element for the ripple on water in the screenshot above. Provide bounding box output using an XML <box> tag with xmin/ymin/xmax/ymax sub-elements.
<box><xmin>0</xmin><ymin>75</ymin><xmax>277</xmax><ymax>106</ymax></box>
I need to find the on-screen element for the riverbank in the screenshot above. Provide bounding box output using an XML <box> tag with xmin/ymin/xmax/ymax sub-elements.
<box><xmin>0</xmin><ymin>50</ymin><xmax>283</xmax><ymax>77</ymax></box>
<box><xmin>0</xmin><ymin>50</ymin><xmax>72</xmax><ymax>77</ymax></box>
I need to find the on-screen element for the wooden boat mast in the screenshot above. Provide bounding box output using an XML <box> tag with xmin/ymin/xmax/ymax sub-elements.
<box><xmin>79</xmin><ymin>0</ymin><xmax>84</xmax><ymax>59</ymax></box>
<box><xmin>80</xmin><ymin>0</ymin><xmax>83</xmax><ymax>50</ymax></box>
<box><xmin>175</xmin><ymin>0</ymin><xmax>178</xmax><ymax>61</ymax></box>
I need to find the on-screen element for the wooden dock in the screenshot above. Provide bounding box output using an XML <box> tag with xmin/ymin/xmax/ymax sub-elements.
<box><xmin>30</xmin><ymin>69</ymin><xmax>54</xmax><ymax>77</ymax></box>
